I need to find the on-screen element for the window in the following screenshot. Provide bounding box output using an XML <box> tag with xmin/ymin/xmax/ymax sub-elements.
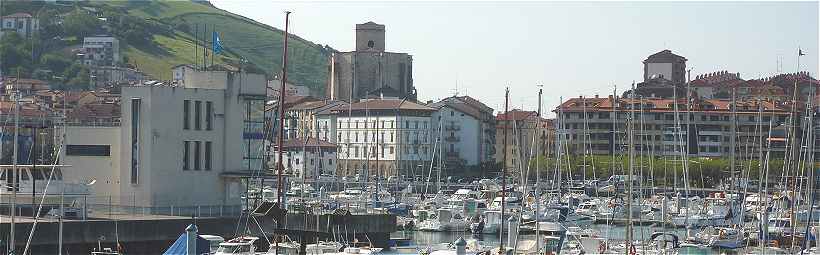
<box><xmin>66</xmin><ymin>145</ymin><xmax>110</xmax><ymax>156</ymax></box>
<box><xmin>131</xmin><ymin>98</ymin><xmax>141</xmax><ymax>184</ymax></box>
<box><xmin>390</xmin><ymin>121</ymin><xmax>394</xmax><ymax>128</ymax></box>
<box><xmin>414</xmin><ymin>121</ymin><xmax>419</xmax><ymax>129</ymax></box>
<box><xmin>329</xmin><ymin>159</ymin><xmax>333</xmax><ymax>165</ymax></box>
<box><xmin>390</xmin><ymin>132</ymin><xmax>394</xmax><ymax>142</ymax></box>
<box><xmin>390</xmin><ymin>146</ymin><xmax>394</xmax><ymax>154</ymax></box>
<box><xmin>423</xmin><ymin>121</ymin><xmax>427</xmax><ymax>129</ymax></box>
<box><xmin>355</xmin><ymin>132</ymin><xmax>359</xmax><ymax>142</ymax></box>
<box><xmin>194</xmin><ymin>141</ymin><xmax>201</xmax><ymax>170</ymax></box>
<box><xmin>183</xmin><ymin>100</ymin><xmax>190</xmax><ymax>130</ymax></box>
<box><xmin>194</xmin><ymin>101</ymin><xmax>202</xmax><ymax>130</ymax></box>
<box><xmin>242</xmin><ymin>99</ymin><xmax>265</xmax><ymax>170</ymax></box>
<box><xmin>205</xmin><ymin>141</ymin><xmax>212</xmax><ymax>170</ymax></box>
<box><xmin>405</xmin><ymin>121</ymin><xmax>410</xmax><ymax>128</ymax></box>
<box><xmin>183</xmin><ymin>141</ymin><xmax>190</xmax><ymax>170</ymax></box>
<box><xmin>206</xmin><ymin>101</ymin><xmax>213</xmax><ymax>130</ymax></box>
<box><xmin>355</xmin><ymin>121</ymin><xmax>359</xmax><ymax>128</ymax></box>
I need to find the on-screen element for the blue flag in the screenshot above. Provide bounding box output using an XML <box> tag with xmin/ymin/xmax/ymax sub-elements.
<box><xmin>212</xmin><ymin>31</ymin><xmax>224</xmax><ymax>55</ymax></box>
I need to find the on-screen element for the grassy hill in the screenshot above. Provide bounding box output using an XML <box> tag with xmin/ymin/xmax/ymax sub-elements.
<box><xmin>6</xmin><ymin>1</ymin><xmax>332</xmax><ymax>95</ymax></box>
<box><xmin>98</xmin><ymin>1</ymin><xmax>332</xmax><ymax>95</ymax></box>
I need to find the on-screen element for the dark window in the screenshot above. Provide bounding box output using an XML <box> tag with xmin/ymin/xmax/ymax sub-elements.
<box><xmin>206</xmin><ymin>101</ymin><xmax>213</xmax><ymax>130</ymax></box>
<box><xmin>194</xmin><ymin>101</ymin><xmax>202</xmax><ymax>130</ymax></box>
<box><xmin>131</xmin><ymin>98</ymin><xmax>141</xmax><ymax>184</ymax></box>
<box><xmin>66</xmin><ymin>145</ymin><xmax>110</xmax><ymax>156</ymax></box>
<box><xmin>194</xmin><ymin>141</ymin><xmax>201</xmax><ymax>170</ymax></box>
<box><xmin>183</xmin><ymin>100</ymin><xmax>190</xmax><ymax>130</ymax></box>
<box><xmin>205</xmin><ymin>141</ymin><xmax>212</xmax><ymax>170</ymax></box>
<box><xmin>183</xmin><ymin>141</ymin><xmax>190</xmax><ymax>170</ymax></box>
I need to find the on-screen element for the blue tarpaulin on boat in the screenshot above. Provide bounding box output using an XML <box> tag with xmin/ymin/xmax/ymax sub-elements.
<box><xmin>162</xmin><ymin>231</ymin><xmax>210</xmax><ymax>255</ymax></box>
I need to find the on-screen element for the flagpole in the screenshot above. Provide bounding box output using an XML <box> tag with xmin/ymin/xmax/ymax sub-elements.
<box><xmin>203</xmin><ymin>24</ymin><xmax>208</xmax><ymax>71</ymax></box>
<box><xmin>195</xmin><ymin>24</ymin><xmax>199</xmax><ymax>70</ymax></box>
<box><xmin>211</xmin><ymin>27</ymin><xmax>215</xmax><ymax>68</ymax></box>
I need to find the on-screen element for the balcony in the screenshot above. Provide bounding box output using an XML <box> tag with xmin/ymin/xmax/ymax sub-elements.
<box><xmin>445</xmin><ymin>124</ymin><xmax>461</xmax><ymax>131</ymax></box>
<box><xmin>444</xmin><ymin>136</ymin><xmax>459</xmax><ymax>142</ymax></box>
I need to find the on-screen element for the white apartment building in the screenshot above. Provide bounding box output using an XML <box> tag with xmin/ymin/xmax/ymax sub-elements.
<box><xmin>429</xmin><ymin>96</ymin><xmax>496</xmax><ymax>169</ymax></box>
<box><xmin>82</xmin><ymin>36</ymin><xmax>121</xmax><ymax>66</ymax></box>
<box><xmin>0</xmin><ymin>13</ymin><xmax>39</xmax><ymax>38</ymax></box>
<box><xmin>62</xmin><ymin>69</ymin><xmax>267</xmax><ymax>209</ymax></box>
<box><xmin>331</xmin><ymin>98</ymin><xmax>436</xmax><ymax>179</ymax></box>
<box><xmin>278</xmin><ymin>138</ymin><xmax>337</xmax><ymax>180</ymax></box>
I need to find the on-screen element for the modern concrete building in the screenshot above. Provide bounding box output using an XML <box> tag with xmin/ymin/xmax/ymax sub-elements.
<box><xmin>428</xmin><ymin>96</ymin><xmax>496</xmax><ymax>169</ymax></box>
<box><xmin>63</xmin><ymin>69</ymin><xmax>267</xmax><ymax>209</ymax></box>
<box><xmin>643</xmin><ymin>49</ymin><xmax>687</xmax><ymax>84</ymax></box>
<box><xmin>0</xmin><ymin>13</ymin><xmax>39</xmax><ymax>38</ymax></box>
<box><xmin>327</xmin><ymin>22</ymin><xmax>416</xmax><ymax>102</ymax></box>
<box><xmin>82</xmin><ymin>36</ymin><xmax>121</xmax><ymax>66</ymax></box>
<box><xmin>277</xmin><ymin>138</ymin><xmax>337</xmax><ymax>180</ymax></box>
<box><xmin>61</xmin><ymin>126</ymin><xmax>122</xmax><ymax>203</ymax></box>
<box><xmin>331</xmin><ymin>98</ymin><xmax>435</xmax><ymax>179</ymax></box>
<box><xmin>171</xmin><ymin>64</ymin><xmax>196</xmax><ymax>83</ymax></box>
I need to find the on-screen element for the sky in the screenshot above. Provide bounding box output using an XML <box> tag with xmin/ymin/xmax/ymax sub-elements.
<box><xmin>212</xmin><ymin>1</ymin><xmax>819</xmax><ymax>117</ymax></box>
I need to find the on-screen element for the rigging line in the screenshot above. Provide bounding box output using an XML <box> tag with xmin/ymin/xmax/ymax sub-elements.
<box><xmin>22</xmin><ymin>145</ymin><xmax>63</xmax><ymax>254</ymax></box>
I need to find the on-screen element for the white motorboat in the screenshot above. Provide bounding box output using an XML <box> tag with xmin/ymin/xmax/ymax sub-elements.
<box><xmin>214</xmin><ymin>236</ymin><xmax>259</xmax><ymax>255</ymax></box>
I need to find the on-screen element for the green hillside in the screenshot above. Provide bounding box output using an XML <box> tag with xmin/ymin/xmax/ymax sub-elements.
<box><xmin>3</xmin><ymin>0</ymin><xmax>332</xmax><ymax>95</ymax></box>
<box><xmin>96</xmin><ymin>1</ymin><xmax>333</xmax><ymax>95</ymax></box>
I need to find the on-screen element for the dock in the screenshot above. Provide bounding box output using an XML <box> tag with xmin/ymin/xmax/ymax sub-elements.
<box><xmin>0</xmin><ymin>211</ymin><xmax>397</xmax><ymax>254</ymax></box>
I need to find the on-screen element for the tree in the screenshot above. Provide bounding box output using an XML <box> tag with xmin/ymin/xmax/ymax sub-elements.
<box><xmin>63</xmin><ymin>10</ymin><xmax>101</xmax><ymax>38</ymax></box>
<box><xmin>40</xmin><ymin>53</ymin><xmax>72</xmax><ymax>74</ymax></box>
<box><xmin>0</xmin><ymin>32</ymin><xmax>32</xmax><ymax>76</ymax></box>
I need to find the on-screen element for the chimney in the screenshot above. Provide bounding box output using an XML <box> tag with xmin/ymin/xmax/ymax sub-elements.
<box><xmin>595</xmin><ymin>94</ymin><xmax>599</xmax><ymax>98</ymax></box>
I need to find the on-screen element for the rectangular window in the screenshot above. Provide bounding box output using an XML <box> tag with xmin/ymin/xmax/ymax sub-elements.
<box><xmin>183</xmin><ymin>141</ymin><xmax>190</xmax><ymax>170</ymax></box>
<box><xmin>66</xmin><ymin>145</ymin><xmax>110</xmax><ymax>156</ymax></box>
<box><xmin>205</xmin><ymin>141</ymin><xmax>212</xmax><ymax>170</ymax></box>
<box><xmin>390</xmin><ymin>133</ymin><xmax>394</xmax><ymax>142</ymax></box>
<box><xmin>183</xmin><ymin>100</ymin><xmax>190</xmax><ymax>130</ymax></box>
<box><xmin>206</xmin><ymin>101</ymin><xmax>213</xmax><ymax>130</ymax></box>
<box><xmin>131</xmin><ymin>98</ymin><xmax>141</xmax><ymax>184</ymax></box>
<box><xmin>194</xmin><ymin>101</ymin><xmax>202</xmax><ymax>130</ymax></box>
<box><xmin>194</xmin><ymin>141</ymin><xmax>201</xmax><ymax>170</ymax></box>
<box><xmin>390</xmin><ymin>146</ymin><xmax>394</xmax><ymax>154</ymax></box>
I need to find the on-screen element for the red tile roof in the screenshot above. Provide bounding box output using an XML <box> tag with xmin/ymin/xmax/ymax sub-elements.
<box><xmin>346</xmin><ymin>99</ymin><xmax>436</xmax><ymax>111</ymax></box>
<box><xmin>496</xmin><ymin>110</ymin><xmax>538</xmax><ymax>121</ymax></box>
<box><xmin>280</xmin><ymin>138</ymin><xmax>337</xmax><ymax>149</ymax></box>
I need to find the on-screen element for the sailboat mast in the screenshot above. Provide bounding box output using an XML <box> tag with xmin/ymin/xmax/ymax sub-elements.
<box><xmin>274</xmin><ymin>11</ymin><xmax>291</xmax><ymax>251</ymax></box>
<box><xmin>535</xmin><ymin>87</ymin><xmax>542</xmax><ymax>253</ymax></box>
<box><xmin>626</xmin><ymin>82</ymin><xmax>637</xmax><ymax>254</ymax></box>
<box><xmin>500</xmin><ymin>87</ymin><xmax>509</xmax><ymax>252</ymax></box>
<box><xmin>275</xmin><ymin>11</ymin><xmax>291</xmax><ymax>207</ymax></box>
<box><xmin>10</xmin><ymin>77</ymin><xmax>19</xmax><ymax>254</ymax></box>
